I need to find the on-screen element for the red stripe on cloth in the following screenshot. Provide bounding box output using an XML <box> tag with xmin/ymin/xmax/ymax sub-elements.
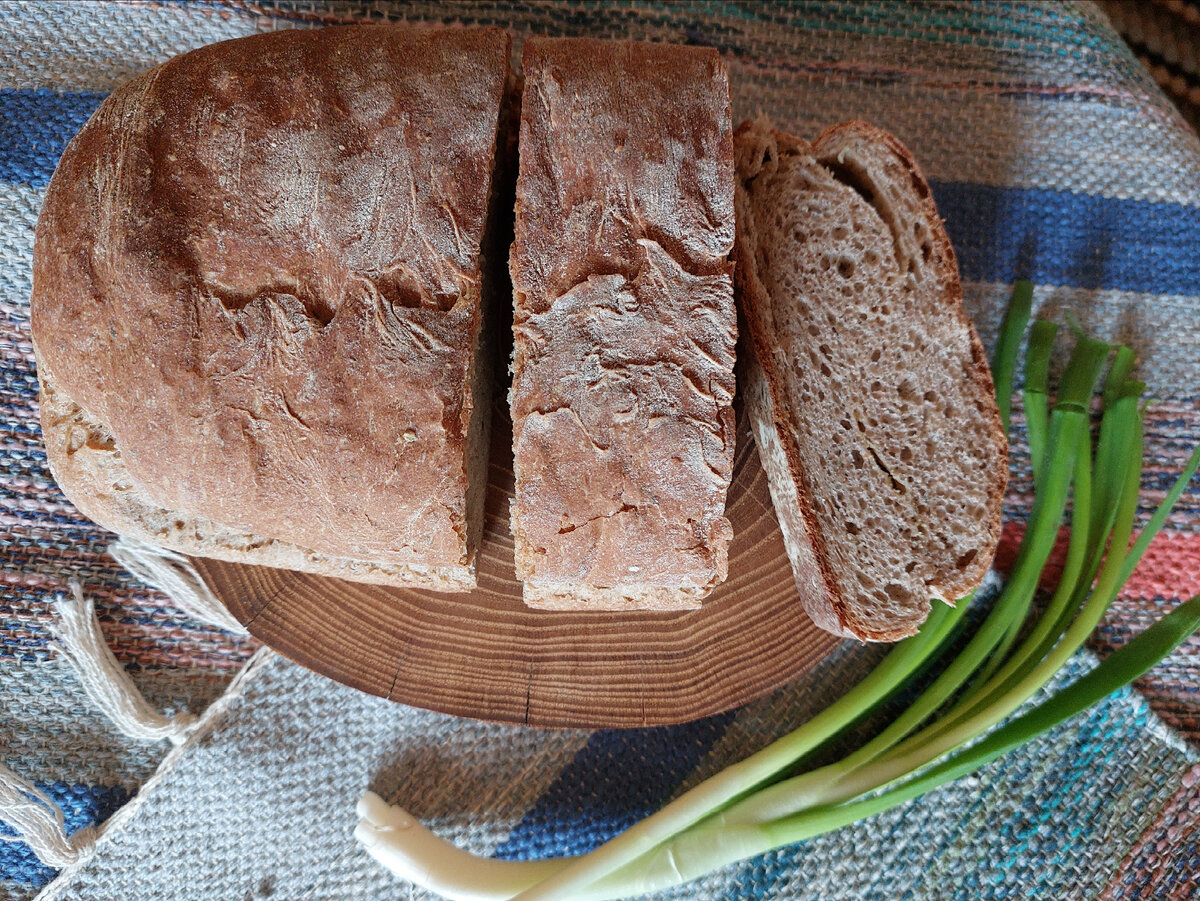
<box><xmin>1120</xmin><ymin>531</ymin><xmax>1200</xmax><ymax>601</ymax></box>
<box><xmin>993</xmin><ymin>523</ymin><xmax>1200</xmax><ymax>601</ymax></box>
<box><xmin>83</xmin><ymin>581</ymin><xmax>260</xmax><ymax>672</ymax></box>
<box><xmin>3</xmin><ymin>571</ymin><xmax>260</xmax><ymax>672</ymax></box>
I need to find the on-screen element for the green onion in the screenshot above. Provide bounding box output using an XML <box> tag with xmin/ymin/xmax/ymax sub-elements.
<box><xmin>971</xmin><ymin>333</ymin><xmax>1109</xmax><ymax>687</ymax></box>
<box><xmin>356</xmin><ymin>287</ymin><xmax>1200</xmax><ymax>901</ymax></box>
<box><xmin>588</xmin><ymin>594</ymin><xmax>1200</xmax><ymax>901</ymax></box>
<box><xmin>1022</xmin><ymin>318</ymin><xmax>1058</xmax><ymax>484</ymax></box>
<box><xmin>1103</xmin><ymin>346</ymin><xmax>1137</xmax><ymax>408</ymax></box>
<box><xmin>992</xmin><ymin>279</ymin><xmax>1033</xmax><ymax>435</ymax></box>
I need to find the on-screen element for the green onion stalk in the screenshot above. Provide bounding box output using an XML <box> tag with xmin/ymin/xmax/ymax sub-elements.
<box><xmin>355</xmin><ymin>282</ymin><xmax>1200</xmax><ymax>901</ymax></box>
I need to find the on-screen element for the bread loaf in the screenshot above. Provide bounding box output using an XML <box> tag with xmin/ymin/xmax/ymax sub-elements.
<box><xmin>31</xmin><ymin>25</ymin><xmax>512</xmax><ymax>590</ymax></box>
<box><xmin>734</xmin><ymin>119</ymin><xmax>1008</xmax><ymax>640</ymax></box>
<box><xmin>508</xmin><ymin>37</ymin><xmax>738</xmax><ymax>610</ymax></box>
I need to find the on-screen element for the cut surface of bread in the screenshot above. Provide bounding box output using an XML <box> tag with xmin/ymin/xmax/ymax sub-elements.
<box><xmin>509</xmin><ymin>37</ymin><xmax>738</xmax><ymax>611</ymax></box>
<box><xmin>734</xmin><ymin>119</ymin><xmax>1008</xmax><ymax>641</ymax></box>
<box><xmin>31</xmin><ymin>25</ymin><xmax>512</xmax><ymax>590</ymax></box>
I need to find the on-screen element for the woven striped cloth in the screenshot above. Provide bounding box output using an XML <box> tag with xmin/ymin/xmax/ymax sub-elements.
<box><xmin>1</xmin><ymin>1</ymin><xmax>1197</xmax><ymax>899</ymax></box>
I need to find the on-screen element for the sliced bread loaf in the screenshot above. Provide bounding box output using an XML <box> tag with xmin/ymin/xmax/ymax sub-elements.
<box><xmin>734</xmin><ymin>119</ymin><xmax>1008</xmax><ymax>641</ymax></box>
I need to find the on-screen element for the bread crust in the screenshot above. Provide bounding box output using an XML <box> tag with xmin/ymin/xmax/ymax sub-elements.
<box><xmin>509</xmin><ymin>37</ymin><xmax>737</xmax><ymax>610</ymax></box>
<box><xmin>31</xmin><ymin>25</ymin><xmax>511</xmax><ymax>587</ymax></box>
<box><xmin>37</xmin><ymin>368</ymin><xmax>474</xmax><ymax>589</ymax></box>
<box><xmin>734</xmin><ymin>119</ymin><xmax>1008</xmax><ymax>641</ymax></box>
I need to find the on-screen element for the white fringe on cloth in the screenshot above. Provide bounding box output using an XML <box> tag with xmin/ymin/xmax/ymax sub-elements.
<box><xmin>1</xmin><ymin>540</ymin><xmax>249</xmax><ymax>867</ymax></box>
<box><xmin>50</xmin><ymin>582</ymin><xmax>199</xmax><ymax>745</ymax></box>
<box><xmin>0</xmin><ymin>766</ymin><xmax>94</xmax><ymax>868</ymax></box>
<box><xmin>108</xmin><ymin>537</ymin><xmax>248</xmax><ymax>635</ymax></box>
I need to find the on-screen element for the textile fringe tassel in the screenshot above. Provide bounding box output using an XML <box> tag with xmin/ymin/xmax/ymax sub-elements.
<box><xmin>108</xmin><ymin>536</ymin><xmax>248</xmax><ymax>635</ymax></box>
<box><xmin>3</xmin><ymin>545</ymin><xmax>251</xmax><ymax>867</ymax></box>
<box><xmin>50</xmin><ymin>583</ymin><xmax>198</xmax><ymax>746</ymax></box>
<box><xmin>0</xmin><ymin>765</ymin><xmax>93</xmax><ymax>868</ymax></box>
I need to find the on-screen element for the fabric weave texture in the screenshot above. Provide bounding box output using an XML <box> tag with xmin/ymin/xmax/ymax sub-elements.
<box><xmin>1</xmin><ymin>2</ymin><xmax>1198</xmax><ymax>899</ymax></box>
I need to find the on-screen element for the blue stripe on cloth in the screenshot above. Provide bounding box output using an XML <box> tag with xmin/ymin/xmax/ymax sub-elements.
<box><xmin>0</xmin><ymin>781</ymin><xmax>129</xmax><ymax>888</ymax></box>
<box><xmin>973</xmin><ymin>692</ymin><xmax>1145</xmax><ymax>900</ymax></box>
<box><xmin>0</xmin><ymin>90</ymin><xmax>107</xmax><ymax>187</ymax></box>
<box><xmin>491</xmin><ymin>711</ymin><xmax>736</xmax><ymax>861</ymax></box>
<box><xmin>722</xmin><ymin>727</ymin><xmax>932</xmax><ymax>900</ymax></box>
<box><xmin>929</xmin><ymin>180</ymin><xmax>1200</xmax><ymax>297</ymax></box>
<box><xmin>3</xmin><ymin>90</ymin><xmax>1200</xmax><ymax>297</ymax></box>
<box><xmin>729</xmin><ymin>847</ymin><xmax>796</xmax><ymax>901</ymax></box>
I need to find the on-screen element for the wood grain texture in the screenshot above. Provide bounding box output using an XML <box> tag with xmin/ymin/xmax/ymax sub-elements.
<box><xmin>195</xmin><ymin>396</ymin><xmax>840</xmax><ymax>729</ymax></box>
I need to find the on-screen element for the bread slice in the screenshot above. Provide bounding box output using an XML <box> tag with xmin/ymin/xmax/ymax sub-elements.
<box><xmin>30</xmin><ymin>25</ymin><xmax>512</xmax><ymax>591</ymax></box>
<box><xmin>734</xmin><ymin>119</ymin><xmax>1008</xmax><ymax>641</ymax></box>
<box><xmin>508</xmin><ymin>37</ymin><xmax>738</xmax><ymax>611</ymax></box>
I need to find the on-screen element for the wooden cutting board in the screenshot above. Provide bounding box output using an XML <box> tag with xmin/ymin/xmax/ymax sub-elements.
<box><xmin>194</xmin><ymin>399</ymin><xmax>840</xmax><ymax>729</ymax></box>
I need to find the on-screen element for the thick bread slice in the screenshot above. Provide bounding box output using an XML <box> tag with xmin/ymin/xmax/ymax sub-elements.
<box><xmin>734</xmin><ymin>119</ymin><xmax>1008</xmax><ymax>641</ymax></box>
<box><xmin>30</xmin><ymin>25</ymin><xmax>512</xmax><ymax>591</ymax></box>
<box><xmin>509</xmin><ymin>38</ymin><xmax>737</xmax><ymax>611</ymax></box>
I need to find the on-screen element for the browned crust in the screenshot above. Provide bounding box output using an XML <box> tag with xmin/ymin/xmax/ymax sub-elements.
<box><xmin>37</xmin><ymin>367</ymin><xmax>474</xmax><ymax>590</ymax></box>
<box><xmin>733</xmin><ymin>119</ymin><xmax>1008</xmax><ymax>642</ymax></box>
<box><xmin>508</xmin><ymin>37</ymin><xmax>737</xmax><ymax>610</ymax></box>
<box><xmin>30</xmin><ymin>25</ymin><xmax>511</xmax><ymax>582</ymax></box>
